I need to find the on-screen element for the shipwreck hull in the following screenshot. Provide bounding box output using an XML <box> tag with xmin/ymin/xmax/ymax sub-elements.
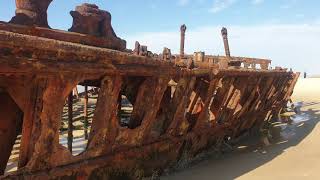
<box><xmin>0</xmin><ymin>2</ymin><xmax>300</xmax><ymax>179</ymax></box>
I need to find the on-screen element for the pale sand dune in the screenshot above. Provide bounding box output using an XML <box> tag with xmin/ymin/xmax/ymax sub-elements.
<box><xmin>292</xmin><ymin>78</ymin><xmax>320</xmax><ymax>102</ymax></box>
<box><xmin>163</xmin><ymin>78</ymin><xmax>320</xmax><ymax>180</ymax></box>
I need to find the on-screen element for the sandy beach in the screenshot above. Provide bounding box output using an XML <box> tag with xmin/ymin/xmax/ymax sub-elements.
<box><xmin>162</xmin><ymin>78</ymin><xmax>320</xmax><ymax>180</ymax></box>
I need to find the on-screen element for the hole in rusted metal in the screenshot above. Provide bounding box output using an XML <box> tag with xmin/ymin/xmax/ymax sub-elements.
<box><xmin>47</xmin><ymin>0</ymin><xmax>72</xmax><ymax>30</ymax></box>
<box><xmin>4</xmin><ymin>135</ymin><xmax>21</xmax><ymax>175</ymax></box>
<box><xmin>119</xmin><ymin>95</ymin><xmax>134</xmax><ymax>127</ymax></box>
<box><xmin>0</xmin><ymin>48</ymin><xmax>13</xmax><ymax>56</ymax></box>
<box><xmin>256</xmin><ymin>64</ymin><xmax>262</xmax><ymax>70</ymax></box>
<box><xmin>169</xmin><ymin>79</ymin><xmax>178</xmax><ymax>98</ymax></box>
<box><xmin>59</xmin><ymin>85</ymin><xmax>98</xmax><ymax>156</ymax></box>
<box><xmin>119</xmin><ymin>77</ymin><xmax>146</xmax><ymax>129</ymax></box>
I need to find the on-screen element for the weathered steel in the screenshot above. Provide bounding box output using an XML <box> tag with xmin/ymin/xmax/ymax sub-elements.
<box><xmin>10</xmin><ymin>0</ymin><xmax>53</xmax><ymax>27</ymax></box>
<box><xmin>180</xmin><ymin>24</ymin><xmax>187</xmax><ymax>58</ymax></box>
<box><xmin>84</xmin><ymin>85</ymin><xmax>89</xmax><ymax>140</ymax></box>
<box><xmin>69</xmin><ymin>3</ymin><xmax>126</xmax><ymax>51</ymax></box>
<box><xmin>0</xmin><ymin>1</ymin><xmax>300</xmax><ymax>179</ymax></box>
<box><xmin>67</xmin><ymin>92</ymin><xmax>73</xmax><ymax>152</ymax></box>
<box><xmin>0</xmin><ymin>91</ymin><xmax>23</xmax><ymax>175</ymax></box>
<box><xmin>221</xmin><ymin>27</ymin><xmax>231</xmax><ymax>58</ymax></box>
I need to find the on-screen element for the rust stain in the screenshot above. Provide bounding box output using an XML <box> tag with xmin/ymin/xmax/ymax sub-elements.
<box><xmin>0</xmin><ymin>1</ymin><xmax>299</xmax><ymax>179</ymax></box>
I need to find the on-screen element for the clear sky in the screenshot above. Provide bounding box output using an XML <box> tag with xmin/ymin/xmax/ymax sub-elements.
<box><xmin>0</xmin><ymin>0</ymin><xmax>319</xmax><ymax>74</ymax></box>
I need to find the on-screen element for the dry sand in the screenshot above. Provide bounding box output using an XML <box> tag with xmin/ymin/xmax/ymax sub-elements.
<box><xmin>163</xmin><ymin>78</ymin><xmax>320</xmax><ymax>180</ymax></box>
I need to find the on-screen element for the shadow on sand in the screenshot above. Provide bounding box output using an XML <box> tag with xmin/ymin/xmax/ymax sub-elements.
<box><xmin>162</xmin><ymin>101</ymin><xmax>320</xmax><ymax>180</ymax></box>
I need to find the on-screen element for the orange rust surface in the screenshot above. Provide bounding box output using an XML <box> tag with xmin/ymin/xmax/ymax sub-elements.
<box><xmin>0</xmin><ymin>1</ymin><xmax>300</xmax><ymax>179</ymax></box>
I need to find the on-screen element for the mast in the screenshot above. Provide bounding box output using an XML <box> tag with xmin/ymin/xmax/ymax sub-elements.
<box><xmin>180</xmin><ymin>24</ymin><xmax>187</xmax><ymax>58</ymax></box>
<box><xmin>221</xmin><ymin>27</ymin><xmax>231</xmax><ymax>58</ymax></box>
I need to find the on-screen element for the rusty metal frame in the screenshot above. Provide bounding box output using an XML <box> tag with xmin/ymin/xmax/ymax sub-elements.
<box><xmin>0</xmin><ymin>1</ymin><xmax>299</xmax><ymax>179</ymax></box>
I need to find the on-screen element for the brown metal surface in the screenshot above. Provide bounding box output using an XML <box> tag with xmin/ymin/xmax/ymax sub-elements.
<box><xmin>0</xmin><ymin>1</ymin><xmax>299</xmax><ymax>179</ymax></box>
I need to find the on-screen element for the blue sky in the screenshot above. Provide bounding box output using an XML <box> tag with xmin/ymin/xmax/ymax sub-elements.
<box><xmin>1</xmin><ymin>0</ymin><xmax>319</xmax><ymax>35</ymax></box>
<box><xmin>0</xmin><ymin>0</ymin><xmax>319</xmax><ymax>74</ymax></box>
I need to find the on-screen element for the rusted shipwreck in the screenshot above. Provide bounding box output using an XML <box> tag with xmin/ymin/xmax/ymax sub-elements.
<box><xmin>0</xmin><ymin>1</ymin><xmax>299</xmax><ymax>179</ymax></box>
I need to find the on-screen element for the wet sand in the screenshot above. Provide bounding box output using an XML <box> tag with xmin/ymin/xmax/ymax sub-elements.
<box><xmin>163</xmin><ymin>78</ymin><xmax>320</xmax><ymax>180</ymax></box>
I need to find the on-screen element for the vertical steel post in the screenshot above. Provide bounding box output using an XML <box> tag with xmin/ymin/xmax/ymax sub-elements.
<box><xmin>84</xmin><ymin>85</ymin><xmax>89</xmax><ymax>140</ymax></box>
<box><xmin>67</xmin><ymin>92</ymin><xmax>73</xmax><ymax>152</ymax></box>
<box><xmin>221</xmin><ymin>27</ymin><xmax>231</xmax><ymax>58</ymax></box>
<box><xmin>180</xmin><ymin>24</ymin><xmax>187</xmax><ymax>58</ymax></box>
